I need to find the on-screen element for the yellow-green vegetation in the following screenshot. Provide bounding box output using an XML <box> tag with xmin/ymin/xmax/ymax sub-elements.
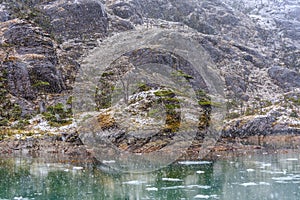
<box><xmin>154</xmin><ymin>89</ymin><xmax>181</xmax><ymax>132</ymax></box>
<box><xmin>171</xmin><ymin>70</ymin><xmax>193</xmax><ymax>80</ymax></box>
<box><xmin>196</xmin><ymin>90</ymin><xmax>215</xmax><ymax>107</ymax></box>
<box><xmin>12</xmin><ymin>119</ymin><xmax>30</xmax><ymax>129</ymax></box>
<box><xmin>137</xmin><ymin>83</ymin><xmax>152</xmax><ymax>92</ymax></box>
<box><xmin>154</xmin><ymin>89</ymin><xmax>174</xmax><ymax>97</ymax></box>
<box><xmin>165</xmin><ymin>102</ymin><xmax>180</xmax><ymax>110</ymax></box>
<box><xmin>32</xmin><ymin>80</ymin><xmax>50</xmax><ymax>88</ymax></box>
<box><xmin>32</xmin><ymin>80</ymin><xmax>50</xmax><ymax>93</ymax></box>
<box><xmin>196</xmin><ymin>90</ymin><xmax>213</xmax><ymax>129</ymax></box>
<box><xmin>42</xmin><ymin>103</ymin><xmax>72</xmax><ymax>127</ymax></box>
<box><xmin>101</xmin><ymin>71</ymin><xmax>114</xmax><ymax>77</ymax></box>
<box><xmin>66</xmin><ymin>96</ymin><xmax>73</xmax><ymax>105</ymax></box>
<box><xmin>0</xmin><ymin>128</ymin><xmax>51</xmax><ymax>141</ymax></box>
<box><xmin>286</xmin><ymin>96</ymin><xmax>300</xmax><ymax>106</ymax></box>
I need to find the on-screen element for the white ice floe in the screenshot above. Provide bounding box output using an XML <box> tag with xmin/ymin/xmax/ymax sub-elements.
<box><xmin>161</xmin><ymin>185</ymin><xmax>210</xmax><ymax>190</ymax></box>
<box><xmin>73</xmin><ymin>166</ymin><xmax>83</xmax><ymax>170</ymax></box>
<box><xmin>102</xmin><ymin>160</ymin><xmax>116</xmax><ymax>164</ymax></box>
<box><xmin>261</xmin><ymin>170</ymin><xmax>286</xmax><ymax>175</ymax></box>
<box><xmin>123</xmin><ymin>180</ymin><xmax>146</xmax><ymax>185</ymax></box>
<box><xmin>186</xmin><ymin>185</ymin><xmax>211</xmax><ymax>189</ymax></box>
<box><xmin>254</xmin><ymin>162</ymin><xmax>272</xmax><ymax>168</ymax></box>
<box><xmin>194</xmin><ymin>195</ymin><xmax>210</xmax><ymax>199</ymax></box>
<box><xmin>194</xmin><ymin>194</ymin><xmax>218</xmax><ymax>199</ymax></box>
<box><xmin>161</xmin><ymin>186</ymin><xmax>186</xmax><ymax>190</ymax></box>
<box><xmin>13</xmin><ymin>197</ymin><xmax>29</xmax><ymax>200</ymax></box>
<box><xmin>178</xmin><ymin>161</ymin><xmax>212</xmax><ymax>165</ymax></box>
<box><xmin>145</xmin><ymin>187</ymin><xmax>158</xmax><ymax>191</ymax></box>
<box><xmin>240</xmin><ymin>182</ymin><xmax>258</xmax><ymax>187</ymax></box>
<box><xmin>272</xmin><ymin>176</ymin><xmax>297</xmax><ymax>181</ymax></box>
<box><xmin>259</xmin><ymin>182</ymin><xmax>270</xmax><ymax>185</ymax></box>
<box><xmin>275</xmin><ymin>181</ymin><xmax>289</xmax><ymax>184</ymax></box>
<box><xmin>285</xmin><ymin>158</ymin><xmax>298</xmax><ymax>161</ymax></box>
<box><xmin>162</xmin><ymin>178</ymin><xmax>183</xmax><ymax>182</ymax></box>
<box><xmin>261</xmin><ymin>163</ymin><xmax>272</xmax><ymax>168</ymax></box>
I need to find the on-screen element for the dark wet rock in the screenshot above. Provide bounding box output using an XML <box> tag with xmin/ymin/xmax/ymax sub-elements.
<box><xmin>109</xmin><ymin>18</ymin><xmax>135</xmax><ymax>32</ymax></box>
<box><xmin>3</xmin><ymin>21</ymin><xmax>54</xmax><ymax>53</ymax></box>
<box><xmin>268</xmin><ymin>66</ymin><xmax>300</xmax><ymax>89</ymax></box>
<box><xmin>122</xmin><ymin>0</ymin><xmax>266</xmax><ymax>45</ymax></box>
<box><xmin>223</xmin><ymin>115</ymin><xmax>300</xmax><ymax>137</ymax></box>
<box><xmin>2</xmin><ymin>20</ymin><xmax>65</xmax><ymax>97</ymax></box>
<box><xmin>111</xmin><ymin>2</ymin><xmax>135</xmax><ymax>19</ymax></box>
<box><xmin>225</xmin><ymin>75</ymin><xmax>247</xmax><ymax>97</ymax></box>
<box><xmin>3</xmin><ymin>61</ymin><xmax>35</xmax><ymax>100</ymax></box>
<box><xmin>38</xmin><ymin>0</ymin><xmax>108</xmax><ymax>41</ymax></box>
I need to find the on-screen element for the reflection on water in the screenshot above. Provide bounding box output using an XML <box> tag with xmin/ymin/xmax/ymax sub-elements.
<box><xmin>1</xmin><ymin>152</ymin><xmax>300</xmax><ymax>200</ymax></box>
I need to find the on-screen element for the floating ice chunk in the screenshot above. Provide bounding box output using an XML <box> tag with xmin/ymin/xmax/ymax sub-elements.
<box><xmin>292</xmin><ymin>181</ymin><xmax>300</xmax><ymax>184</ymax></box>
<box><xmin>186</xmin><ymin>185</ymin><xmax>211</xmax><ymax>189</ymax></box>
<box><xmin>73</xmin><ymin>166</ymin><xmax>83</xmax><ymax>170</ymax></box>
<box><xmin>261</xmin><ymin>163</ymin><xmax>272</xmax><ymax>168</ymax></box>
<box><xmin>102</xmin><ymin>160</ymin><xmax>116</xmax><ymax>164</ymax></box>
<box><xmin>178</xmin><ymin>161</ymin><xmax>212</xmax><ymax>165</ymax></box>
<box><xmin>286</xmin><ymin>158</ymin><xmax>298</xmax><ymax>161</ymax></box>
<box><xmin>161</xmin><ymin>186</ymin><xmax>185</xmax><ymax>190</ymax></box>
<box><xmin>162</xmin><ymin>178</ymin><xmax>183</xmax><ymax>182</ymax></box>
<box><xmin>272</xmin><ymin>176</ymin><xmax>294</xmax><ymax>181</ymax></box>
<box><xmin>123</xmin><ymin>180</ymin><xmax>146</xmax><ymax>185</ymax></box>
<box><xmin>240</xmin><ymin>182</ymin><xmax>258</xmax><ymax>186</ymax></box>
<box><xmin>146</xmin><ymin>187</ymin><xmax>158</xmax><ymax>191</ymax></box>
<box><xmin>194</xmin><ymin>194</ymin><xmax>210</xmax><ymax>199</ymax></box>
<box><xmin>259</xmin><ymin>182</ymin><xmax>270</xmax><ymax>185</ymax></box>
<box><xmin>13</xmin><ymin>197</ymin><xmax>29</xmax><ymax>200</ymax></box>
<box><xmin>261</xmin><ymin>170</ymin><xmax>286</xmax><ymax>175</ymax></box>
<box><xmin>275</xmin><ymin>181</ymin><xmax>289</xmax><ymax>184</ymax></box>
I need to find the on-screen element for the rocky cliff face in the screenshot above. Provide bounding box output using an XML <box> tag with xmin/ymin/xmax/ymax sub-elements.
<box><xmin>0</xmin><ymin>0</ymin><xmax>299</xmax><ymax>141</ymax></box>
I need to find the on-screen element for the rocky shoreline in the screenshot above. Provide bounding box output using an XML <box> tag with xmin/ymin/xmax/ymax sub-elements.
<box><xmin>1</xmin><ymin>132</ymin><xmax>300</xmax><ymax>164</ymax></box>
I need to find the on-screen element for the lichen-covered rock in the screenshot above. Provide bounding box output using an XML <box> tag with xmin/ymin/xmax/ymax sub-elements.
<box><xmin>1</xmin><ymin>19</ymin><xmax>65</xmax><ymax>97</ymax></box>
<box><xmin>3</xmin><ymin>61</ymin><xmax>35</xmax><ymax>100</ymax></box>
<box><xmin>38</xmin><ymin>0</ymin><xmax>109</xmax><ymax>41</ymax></box>
<box><xmin>268</xmin><ymin>66</ymin><xmax>300</xmax><ymax>90</ymax></box>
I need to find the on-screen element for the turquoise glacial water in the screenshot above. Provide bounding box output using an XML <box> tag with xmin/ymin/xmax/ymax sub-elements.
<box><xmin>0</xmin><ymin>151</ymin><xmax>300</xmax><ymax>200</ymax></box>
